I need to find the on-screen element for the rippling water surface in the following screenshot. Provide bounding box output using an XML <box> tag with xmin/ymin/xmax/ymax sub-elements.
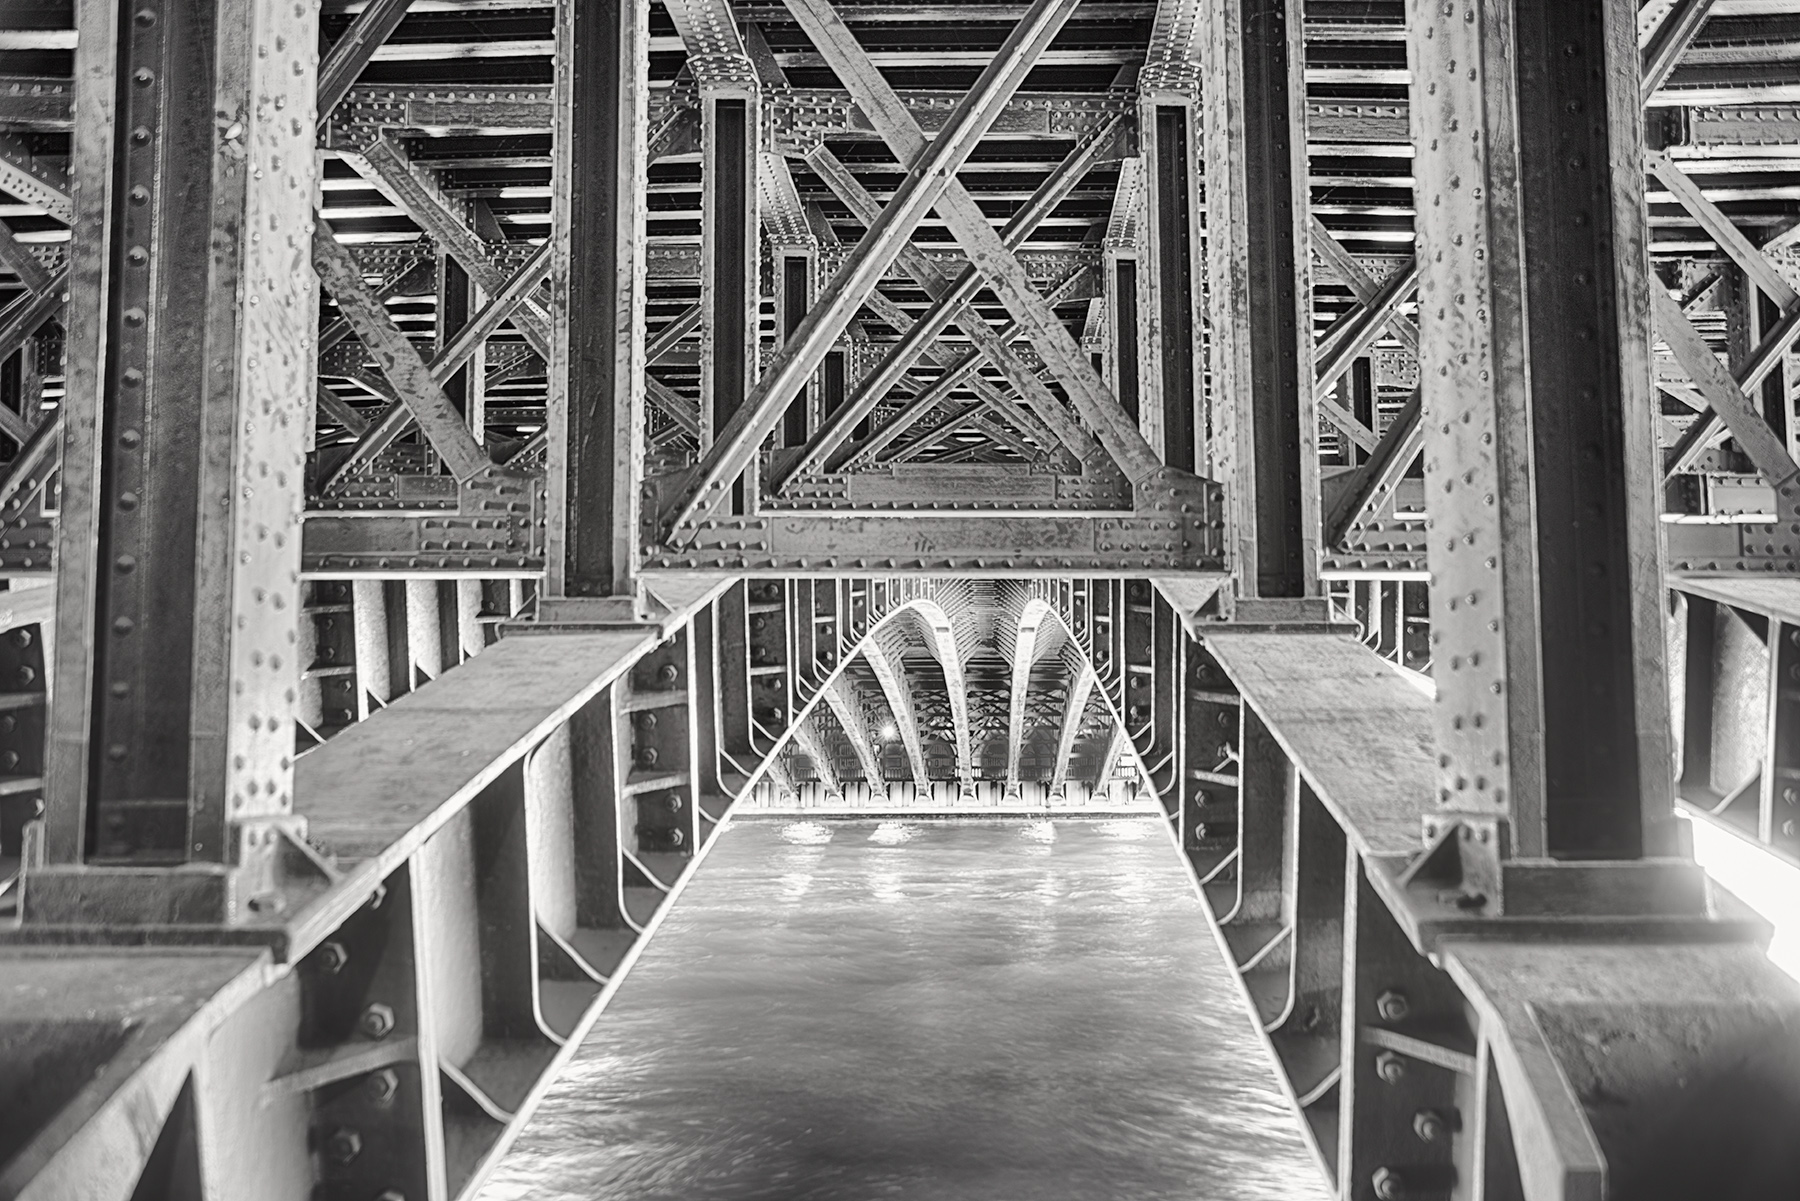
<box><xmin>479</xmin><ymin>817</ymin><xmax>1329</xmax><ymax>1201</ymax></box>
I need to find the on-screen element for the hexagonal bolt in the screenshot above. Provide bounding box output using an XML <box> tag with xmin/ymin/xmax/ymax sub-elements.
<box><xmin>1375</xmin><ymin>1050</ymin><xmax>1407</xmax><ymax>1084</ymax></box>
<box><xmin>1413</xmin><ymin>1108</ymin><xmax>1450</xmax><ymax>1143</ymax></box>
<box><xmin>358</xmin><ymin>1002</ymin><xmax>396</xmax><ymax>1040</ymax></box>
<box><xmin>317</xmin><ymin>940</ymin><xmax>349</xmax><ymax>975</ymax></box>
<box><xmin>1372</xmin><ymin>1166</ymin><xmax>1406</xmax><ymax>1200</ymax></box>
<box><xmin>324</xmin><ymin>1127</ymin><xmax>363</xmax><ymax>1165</ymax></box>
<box><xmin>365</xmin><ymin>1068</ymin><xmax>400</xmax><ymax>1105</ymax></box>
<box><xmin>1376</xmin><ymin>989</ymin><xmax>1410</xmax><ymax>1022</ymax></box>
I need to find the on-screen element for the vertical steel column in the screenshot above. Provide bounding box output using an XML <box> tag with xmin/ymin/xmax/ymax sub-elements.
<box><xmin>438</xmin><ymin>255</ymin><xmax>472</xmax><ymax>431</ymax></box>
<box><xmin>1111</xmin><ymin>258</ymin><xmax>1141</xmax><ymax>423</ymax></box>
<box><xmin>1144</xmin><ymin>106</ymin><xmax>1197</xmax><ymax>471</ymax></box>
<box><xmin>43</xmin><ymin>0</ymin><xmax>317</xmax><ymax>885</ymax></box>
<box><xmin>779</xmin><ymin>252</ymin><xmax>812</xmax><ymax>446</ymax></box>
<box><xmin>1409</xmin><ymin>0</ymin><xmax>1676</xmax><ymax>865</ymax></box>
<box><xmin>1202</xmin><ymin>0</ymin><xmax>1318</xmax><ymax>599</ymax></box>
<box><xmin>700</xmin><ymin>90</ymin><xmax>760</xmax><ymax>511</ymax></box>
<box><xmin>545</xmin><ymin>0</ymin><xmax>649</xmax><ymax>597</ymax></box>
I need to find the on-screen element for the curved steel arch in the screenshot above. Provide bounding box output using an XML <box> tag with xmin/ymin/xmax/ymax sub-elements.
<box><xmin>737</xmin><ymin>583</ymin><xmax>1142</xmax><ymax>806</ymax></box>
<box><xmin>901</xmin><ymin>599</ymin><xmax>978</xmax><ymax>794</ymax></box>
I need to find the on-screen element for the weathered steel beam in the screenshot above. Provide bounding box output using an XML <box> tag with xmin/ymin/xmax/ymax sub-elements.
<box><xmin>1313</xmin><ymin>257</ymin><xmax>1418</xmax><ymax>400</ymax></box>
<box><xmin>543</xmin><ymin>0</ymin><xmax>649</xmax><ymax>602</ymax></box>
<box><xmin>315</xmin><ymin>384</ymin><xmax>372</xmax><ymax>437</ymax></box>
<box><xmin>0</xmin><ymin>76</ymin><xmax>72</xmax><ymax>131</ymax></box>
<box><xmin>1663</xmin><ymin>302</ymin><xmax>1800</xmax><ymax>477</ymax></box>
<box><xmin>1656</xmin><ymin>288</ymin><xmax>1800</xmax><ymax>521</ymax></box>
<box><xmin>1092</xmin><ymin>721</ymin><xmax>1128</xmax><ymax>791</ymax></box>
<box><xmin>647</xmin><ymin>376</ymin><xmax>700</xmax><ymax>437</ymax></box>
<box><xmin>1648</xmin><ymin>152</ymin><xmax>1796</xmax><ymax>311</ymax></box>
<box><xmin>1204</xmin><ymin>0</ymin><xmax>1317</xmax><ymax>602</ymax></box>
<box><xmin>314</xmin><ymin>225</ymin><xmax>492</xmax><ymax>483</ymax></box>
<box><xmin>1641</xmin><ymin>0</ymin><xmax>1717</xmax><ymax>101</ymax></box>
<box><xmin>1322</xmin><ymin>387</ymin><xmax>1422</xmax><ymax>550</ymax></box>
<box><xmin>0</xmin><ymin>220</ymin><xmax>54</xmax><ymax>297</ymax></box>
<box><xmin>699</xmin><ymin>91</ymin><xmax>759</xmax><ymax>460</ymax></box>
<box><xmin>0</xmin><ymin>282</ymin><xmax>63</xmax><ymax>367</ymax></box>
<box><xmin>639</xmin><ymin>490</ymin><xmax>1226</xmax><ymax>575</ymax></box>
<box><xmin>40</xmin><ymin>0</ymin><xmax>321</xmax><ymax>897</ymax></box>
<box><xmin>663</xmin><ymin>0</ymin><xmax>758</xmax><ymax>93</ymax></box>
<box><xmin>1413</xmin><ymin>0</ymin><xmax>1674</xmax><ymax>865</ymax></box>
<box><xmin>317</xmin><ymin>0</ymin><xmax>416</xmax><ymax>126</ymax></box>
<box><xmin>1308</xmin><ymin>218</ymin><xmax>1420</xmax><ymax>354</ymax></box>
<box><xmin>0</xmin><ymin>132</ymin><xmax>71</xmax><ymax>224</ymax></box>
<box><xmin>322</xmin><ymin>240</ymin><xmax>552</xmax><ymax>487</ymax></box>
<box><xmin>348</xmin><ymin>135</ymin><xmax>554</xmax><ymax>358</ymax></box>
<box><xmin>658</xmin><ymin>0</ymin><xmax>1080</xmax><ymax>535</ymax></box>
<box><xmin>1139</xmin><ymin>100</ymin><xmax>1196</xmax><ymax>468</ymax></box>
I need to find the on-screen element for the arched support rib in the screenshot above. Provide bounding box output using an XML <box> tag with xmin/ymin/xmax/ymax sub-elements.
<box><xmin>822</xmin><ymin>676</ymin><xmax>886</xmax><ymax>787</ymax></box>
<box><xmin>908</xmin><ymin>601</ymin><xmax>977</xmax><ymax>793</ymax></box>
<box><xmin>1094</xmin><ymin>724</ymin><xmax>1130</xmax><ymax>797</ymax></box>
<box><xmin>1047</xmin><ymin>663</ymin><xmax>1098</xmax><ymax>800</ymax></box>
<box><xmin>763</xmin><ymin>752</ymin><xmax>799</xmax><ymax>804</ymax></box>
<box><xmin>863</xmin><ymin>633</ymin><xmax>931</xmax><ymax>791</ymax></box>
<box><xmin>792</xmin><ymin>718</ymin><xmax>844</xmax><ymax>801</ymax></box>
<box><xmin>1004</xmin><ymin>598</ymin><xmax>1054</xmax><ymax>795</ymax></box>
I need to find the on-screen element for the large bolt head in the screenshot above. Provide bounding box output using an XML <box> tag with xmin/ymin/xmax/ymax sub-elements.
<box><xmin>1375</xmin><ymin>1050</ymin><xmax>1407</xmax><ymax>1084</ymax></box>
<box><xmin>1413</xmin><ymin>1108</ymin><xmax>1447</xmax><ymax>1143</ymax></box>
<box><xmin>1376</xmin><ymin>989</ymin><xmax>1410</xmax><ymax>1022</ymax></box>
<box><xmin>317</xmin><ymin>940</ymin><xmax>348</xmax><ymax>975</ymax></box>
<box><xmin>365</xmin><ymin>1068</ymin><xmax>400</xmax><ymax>1104</ymax></box>
<box><xmin>1372</xmin><ymin>1166</ymin><xmax>1405</xmax><ymax>1200</ymax></box>
<box><xmin>325</xmin><ymin>1127</ymin><xmax>363</xmax><ymax>1165</ymax></box>
<box><xmin>359</xmin><ymin>1002</ymin><xmax>395</xmax><ymax>1040</ymax></box>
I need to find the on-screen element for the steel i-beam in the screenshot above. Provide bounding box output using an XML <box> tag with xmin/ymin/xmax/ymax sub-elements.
<box><xmin>39</xmin><ymin>0</ymin><xmax>322</xmax><ymax>909</ymax></box>
<box><xmin>1411</xmin><ymin>0</ymin><xmax>1675</xmax><ymax>868</ymax></box>
<box><xmin>545</xmin><ymin>0</ymin><xmax>650</xmax><ymax>598</ymax></box>
<box><xmin>1203</xmin><ymin>0</ymin><xmax>1318</xmax><ymax>601</ymax></box>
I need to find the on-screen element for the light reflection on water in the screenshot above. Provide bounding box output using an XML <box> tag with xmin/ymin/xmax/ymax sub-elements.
<box><xmin>478</xmin><ymin>817</ymin><xmax>1330</xmax><ymax>1201</ymax></box>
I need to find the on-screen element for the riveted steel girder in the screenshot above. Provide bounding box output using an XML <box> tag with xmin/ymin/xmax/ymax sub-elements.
<box><xmin>544</xmin><ymin>0</ymin><xmax>650</xmax><ymax>599</ymax></box>
<box><xmin>1411</xmin><ymin>0</ymin><xmax>1674</xmax><ymax>865</ymax></box>
<box><xmin>42</xmin><ymin>0</ymin><xmax>321</xmax><ymax>892</ymax></box>
<box><xmin>1202</xmin><ymin>0</ymin><xmax>1318</xmax><ymax>601</ymax></box>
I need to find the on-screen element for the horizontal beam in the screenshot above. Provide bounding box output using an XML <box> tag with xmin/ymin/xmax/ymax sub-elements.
<box><xmin>636</xmin><ymin>508</ymin><xmax>1226</xmax><ymax>576</ymax></box>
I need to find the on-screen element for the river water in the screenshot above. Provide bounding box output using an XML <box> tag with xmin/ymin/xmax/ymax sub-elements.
<box><xmin>478</xmin><ymin>817</ymin><xmax>1330</xmax><ymax>1201</ymax></box>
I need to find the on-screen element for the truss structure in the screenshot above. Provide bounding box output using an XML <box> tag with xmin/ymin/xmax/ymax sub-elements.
<box><xmin>3</xmin><ymin>1</ymin><xmax>1800</xmax><ymax>1199</ymax></box>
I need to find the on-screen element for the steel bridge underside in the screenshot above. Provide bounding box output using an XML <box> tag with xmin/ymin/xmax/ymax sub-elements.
<box><xmin>5</xmin><ymin>1</ymin><xmax>1800</xmax><ymax>1200</ymax></box>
